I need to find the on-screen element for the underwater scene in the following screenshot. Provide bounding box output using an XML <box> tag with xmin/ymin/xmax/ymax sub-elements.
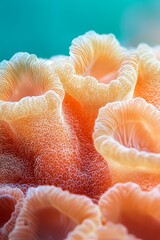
<box><xmin>1</xmin><ymin>1</ymin><xmax>160</xmax><ymax>239</ymax></box>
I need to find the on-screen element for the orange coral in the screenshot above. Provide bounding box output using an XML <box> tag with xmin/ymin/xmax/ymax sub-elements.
<box><xmin>9</xmin><ymin>185</ymin><xmax>100</xmax><ymax>240</ymax></box>
<box><xmin>93</xmin><ymin>97</ymin><xmax>160</xmax><ymax>190</ymax></box>
<box><xmin>0</xmin><ymin>52</ymin><xmax>111</xmax><ymax>199</ymax></box>
<box><xmin>134</xmin><ymin>44</ymin><xmax>160</xmax><ymax>110</ymax></box>
<box><xmin>0</xmin><ymin>186</ymin><xmax>23</xmax><ymax>240</ymax></box>
<box><xmin>98</xmin><ymin>182</ymin><xmax>160</xmax><ymax>240</ymax></box>
<box><xmin>1</xmin><ymin>31</ymin><xmax>160</xmax><ymax>239</ymax></box>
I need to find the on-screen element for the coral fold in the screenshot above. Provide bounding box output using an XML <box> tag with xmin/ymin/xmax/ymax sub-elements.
<box><xmin>134</xmin><ymin>44</ymin><xmax>160</xmax><ymax>110</ymax></box>
<box><xmin>9</xmin><ymin>186</ymin><xmax>101</xmax><ymax>240</ymax></box>
<box><xmin>98</xmin><ymin>182</ymin><xmax>160</xmax><ymax>240</ymax></box>
<box><xmin>93</xmin><ymin>97</ymin><xmax>160</xmax><ymax>190</ymax></box>
<box><xmin>52</xmin><ymin>31</ymin><xmax>138</xmax><ymax>114</ymax></box>
<box><xmin>0</xmin><ymin>186</ymin><xmax>23</xmax><ymax>240</ymax></box>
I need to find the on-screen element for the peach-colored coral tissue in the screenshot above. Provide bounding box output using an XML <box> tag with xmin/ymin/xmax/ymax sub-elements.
<box><xmin>0</xmin><ymin>31</ymin><xmax>160</xmax><ymax>240</ymax></box>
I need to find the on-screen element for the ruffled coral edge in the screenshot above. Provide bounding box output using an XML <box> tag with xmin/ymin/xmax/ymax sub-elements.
<box><xmin>93</xmin><ymin>97</ymin><xmax>160</xmax><ymax>171</ymax></box>
<box><xmin>0</xmin><ymin>53</ymin><xmax>64</xmax><ymax>120</ymax></box>
<box><xmin>0</xmin><ymin>186</ymin><xmax>24</xmax><ymax>237</ymax></box>
<box><xmin>9</xmin><ymin>186</ymin><xmax>101</xmax><ymax>240</ymax></box>
<box><xmin>51</xmin><ymin>32</ymin><xmax>138</xmax><ymax>113</ymax></box>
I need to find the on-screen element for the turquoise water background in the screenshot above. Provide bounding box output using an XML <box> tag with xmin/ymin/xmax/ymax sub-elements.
<box><xmin>0</xmin><ymin>0</ymin><xmax>160</xmax><ymax>61</ymax></box>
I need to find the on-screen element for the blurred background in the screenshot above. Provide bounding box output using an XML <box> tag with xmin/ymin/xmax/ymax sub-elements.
<box><xmin>0</xmin><ymin>0</ymin><xmax>160</xmax><ymax>61</ymax></box>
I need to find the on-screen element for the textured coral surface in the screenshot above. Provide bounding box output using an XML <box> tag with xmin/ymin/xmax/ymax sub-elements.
<box><xmin>0</xmin><ymin>31</ymin><xmax>160</xmax><ymax>239</ymax></box>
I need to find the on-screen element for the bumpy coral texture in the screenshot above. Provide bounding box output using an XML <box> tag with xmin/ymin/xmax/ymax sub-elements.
<box><xmin>0</xmin><ymin>52</ymin><xmax>112</xmax><ymax>201</ymax></box>
<box><xmin>93</xmin><ymin>97</ymin><xmax>160</xmax><ymax>190</ymax></box>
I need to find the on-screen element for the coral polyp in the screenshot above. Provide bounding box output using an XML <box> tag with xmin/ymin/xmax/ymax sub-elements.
<box><xmin>93</xmin><ymin>97</ymin><xmax>160</xmax><ymax>190</ymax></box>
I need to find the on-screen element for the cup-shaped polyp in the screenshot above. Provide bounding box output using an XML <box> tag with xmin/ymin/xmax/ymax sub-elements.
<box><xmin>9</xmin><ymin>186</ymin><xmax>100</xmax><ymax>240</ymax></box>
<box><xmin>0</xmin><ymin>52</ymin><xmax>64</xmax><ymax>120</ymax></box>
<box><xmin>52</xmin><ymin>31</ymin><xmax>138</xmax><ymax>114</ymax></box>
<box><xmin>93</xmin><ymin>97</ymin><xmax>160</xmax><ymax>190</ymax></box>
<box><xmin>99</xmin><ymin>183</ymin><xmax>160</xmax><ymax>240</ymax></box>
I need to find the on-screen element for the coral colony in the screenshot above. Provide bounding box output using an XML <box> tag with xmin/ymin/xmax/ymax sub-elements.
<box><xmin>0</xmin><ymin>31</ymin><xmax>160</xmax><ymax>240</ymax></box>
